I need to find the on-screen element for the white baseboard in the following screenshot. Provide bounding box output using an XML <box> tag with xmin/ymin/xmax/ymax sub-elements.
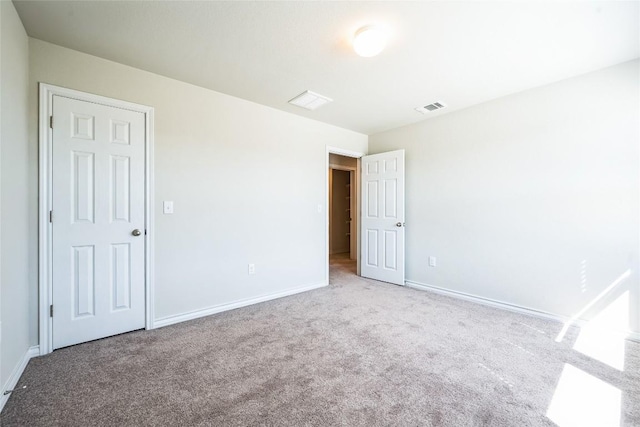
<box><xmin>153</xmin><ymin>281</ymin><xmax>327</xmax><ymax>329</ymax></box>
<box><xmin>405</xmin><ymin>280</ymin><xmax>640</xmax><ymax>343</ymax></box>
<box><xmin>1</xmin><ymin>345</ymin><xmax>40</xmax><ymax>413</ymax></box>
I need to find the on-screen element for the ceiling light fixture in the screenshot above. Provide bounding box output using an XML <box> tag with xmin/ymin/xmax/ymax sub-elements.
<box><xmin>353</xmin><ymin>25</ymin><xmax>388</xmax><ymax>57</ymax></box>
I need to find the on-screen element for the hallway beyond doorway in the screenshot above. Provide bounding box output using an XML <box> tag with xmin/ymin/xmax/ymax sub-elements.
<box><xmin>329</xmin><ymin>252</ymin><xmax>356</xmax><ymax>285</ymax></box>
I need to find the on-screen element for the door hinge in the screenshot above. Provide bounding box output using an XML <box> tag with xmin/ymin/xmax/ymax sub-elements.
<box><xmin>49</xmin><ymin>210</ymin><xmax>53</xmax><ymax>223</ymax></box>
<box><xmin>49</xmin><ymin>116</ymin><xmax>53</xmax><ymax>129</ymax></box>
<box><xmin>50</xmin><ymin>304</ymin><xmax>54</xmax><ymax>317</ymax></box>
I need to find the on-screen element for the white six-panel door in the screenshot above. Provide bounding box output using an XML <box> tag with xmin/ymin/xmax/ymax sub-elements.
<box><xmin>52</xmin><ymin>95</ymin><xmax>146</xmax><ymax>349</ymax></box>
<box><xmin>361</xmin><ymin>150</ymin><xmax>405</xmax><ymax>285</ymax></box>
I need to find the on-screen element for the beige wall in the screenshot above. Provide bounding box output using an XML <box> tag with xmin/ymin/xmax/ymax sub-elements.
<box><xmin>370</xmin><ymin>60</ymin><xmax>640</xmax><ymax>336</ymax></box>
<box><xmin>29</xmin><ymin>39</ymin><xmax>367</xmax><ymax>329</ymax></box>
<box><xmin>1</xmin><ymin>0</ymin><xmax>31</xmax><ymax>393</ymax></box>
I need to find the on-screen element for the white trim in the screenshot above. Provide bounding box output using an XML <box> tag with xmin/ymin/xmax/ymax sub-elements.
<box><xmin>38</xmin><ymin>85</ymin><xmax>52</xmax><ymax>355</ymax></box>
<box><xmin>326</xmin><ymin>147</ymin><xmax>363</xmax><ymax>158</ymax></box>
<box><xmin>405</xmin><ymin>280</ymin><xmax>640</xmax><ymax>343</ymax></box>
<box><xmin>154</xmin><ymin>281</ymin><xmax>327</xmax><ymax>329</ymax></box>
<box><xmin>38</xmin><ymin>83</ymin><xmax>155</xmax><ymax>354</ymax></box>
<box><xmin>0</xmin><ymin>346</ymin><xmax>39</xmax><ymax>413</ymax></box>
<box><xmin>145</xmin><ymin>102</ymin><xmax>156</xmax><ymax>330</ymax></box>
<box><xmin>326</xmin><ymin>146</ymin><xmax>364</xmax><ymax>284</ymax></box>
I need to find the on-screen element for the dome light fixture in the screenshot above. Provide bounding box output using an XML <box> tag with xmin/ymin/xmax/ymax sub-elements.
<box><xmin>353</xmin><ymin>25</ymin><xmax>388</xmax><ymax>57</ymax></box>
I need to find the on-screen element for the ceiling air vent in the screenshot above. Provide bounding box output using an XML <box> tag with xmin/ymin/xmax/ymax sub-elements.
<box><xmin>415</xmin><ymin>102</ymin><xmax>446</xmax><ymax>114</ymax></box>
<box><xmin>288</xmin><ymin>90</ymin><xmax>333</xmax><ymax>111</ymax></box>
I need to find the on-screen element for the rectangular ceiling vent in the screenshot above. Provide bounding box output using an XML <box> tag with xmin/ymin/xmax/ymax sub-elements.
<box><xmin>415</xmin><ymin>102</ymin><xmax>446</xmax><ymax>114</ymax></box>
<box><xmin>288</xmin><ymin>90</ymin><xmax>333</xmax><ymax>111</ymax></box>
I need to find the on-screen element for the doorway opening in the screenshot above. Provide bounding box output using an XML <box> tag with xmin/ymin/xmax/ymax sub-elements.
<box><xmin>329</xmin><ymin>168</ymin><xmax>353</xmax><ymax>258</ymax></box>
<box><xmin>327</xmin><ymin>150</ymin><xmax>360</xmax><ymax>281</ymax></box>
<box><xmin>325</xmin><ymin>148</ymin><xmax>405</xmax><ymax>287</ymax></box>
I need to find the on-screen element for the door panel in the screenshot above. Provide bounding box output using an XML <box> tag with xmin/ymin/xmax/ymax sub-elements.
<box><xmin>384</xmin><ymin>179</ymin><xmax>397</xmax><ymax>217</ymax></box>
<box><xmin>361</xmin><ymin>150</ymin><xmax>405</xmax><ymax>285</ymax></box>
<box><xmin>111</xmin><ymin>243</ymin><xmax>132</xmax><ymax>310</ymax></box>
<box><xmin>367</xmin><ymin>181</ymin><xmax>378</xmax><ymax>217</ymax></box>
<box><xmin>366</xmin><ymin>229</ymin><xmax>379</xmax><ymax>267</ymax></box>
<box><xmin>52</xmin><ymin>95</ymin><xmax>145</xmax><ymax>349</ymax></box>
<box><xmin>72</xmin><ymin>245</ymin><xmax>95</xmax><ymax>318</ymax></box>
<box><xmin>110</xmin><ymin>155</ymin><xmax>131</xmax><ymax>222</ymax></box>
<box><xmin>72</xmin><ymin>151</ymin><xmax>95</xmax><ymax>223</ymax></box>
<box><xmin>384</xmin><ymin>231</ymin><xmax>397</xmax><ymax>269</ymax></box>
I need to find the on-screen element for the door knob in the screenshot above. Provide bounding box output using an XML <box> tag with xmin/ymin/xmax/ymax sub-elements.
<box><xmin>132</xmin><ymin>229</ymin><xmax>142</xmax><ymax>236</ymax></box>
<box><xmin>396</xmin><ymin>222</ymin><xmax>403</xmax><ymax>227</ymax></box>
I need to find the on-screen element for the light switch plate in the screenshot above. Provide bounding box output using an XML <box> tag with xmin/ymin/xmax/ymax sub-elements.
<box><xmin>163</xmin><ymin>201</ymin><xmax>174</xmax><ymax>214</ymax></box>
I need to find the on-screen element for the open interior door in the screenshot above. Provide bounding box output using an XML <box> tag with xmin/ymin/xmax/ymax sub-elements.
<box><xmin>360</xmin><ymin>150</ymin><xmax>405</xmax><ymax>285</ymax></box>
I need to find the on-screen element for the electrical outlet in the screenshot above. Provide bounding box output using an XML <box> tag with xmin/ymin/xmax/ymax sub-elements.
<box><xmin>163</xmin><ymin>201</ymin><xmax>174</xmax><ymax>214</ymax></box>
<box><xmin>429</xmin><ymin>256</ymin><xmax>437</xmax><ymax>267</ymax></box>
<box><xmin>248</xmin><ymin>263</ymin><xmax>256</xmax><ymax>275</ymax></box>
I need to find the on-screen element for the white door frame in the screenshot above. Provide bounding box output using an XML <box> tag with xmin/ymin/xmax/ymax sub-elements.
<box><xmin>326</xmin><ymin>146</ymin><xmax>363</xmax><ymax>283</ymax></box>
<box><xmin>38</xmin><ymin>83</ymin><xmax>155</xmax><ymax>355</ymax></box>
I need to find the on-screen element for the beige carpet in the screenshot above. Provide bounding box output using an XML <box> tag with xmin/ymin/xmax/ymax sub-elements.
<box><xmin>2</xmin><ymin>258</ymin><xmax>639</xmax><ymax>426</ymax></box>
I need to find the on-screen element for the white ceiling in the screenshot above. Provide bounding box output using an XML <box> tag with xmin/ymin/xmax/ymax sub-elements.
<box><xmin>13</xmin><ymin>1</ymin><xmax>640</xmax><ymax>135</ymax></box>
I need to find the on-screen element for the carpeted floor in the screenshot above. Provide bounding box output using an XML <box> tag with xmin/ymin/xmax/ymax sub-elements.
<box><xmin>2</xmin><ymin>257</ymin><xmax>639</xmax><ymax>426</ymax></box>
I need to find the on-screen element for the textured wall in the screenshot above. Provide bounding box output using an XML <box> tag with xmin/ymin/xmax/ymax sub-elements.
<box><xmin>29</xmin><ymin>39</ymin><xmax>367</xmax><ymax>328</ymax></box>
<box><xmin>370</xmin><ymin>60</ymin><xmax>640</xmax><ymax>335</ymax></box>
<box><xmin>1</xmin><ymin>0</ymin><xmax>31</xmax><ymax>390</ymax></box>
